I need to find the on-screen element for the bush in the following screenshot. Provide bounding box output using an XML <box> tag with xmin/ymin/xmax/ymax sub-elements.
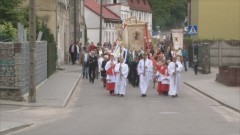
<box><xmin>0</xmin><ymin>22</ymin><xmax>17</xmax><ymax>41</ymax></box>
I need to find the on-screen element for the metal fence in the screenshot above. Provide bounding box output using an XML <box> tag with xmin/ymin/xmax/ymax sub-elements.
<box><xmin>0</xmin><ymin>41</ymin><xmax>48</xmax><ymax>100</ymax></box>
<box><xmin>47</xmin><ymin>43</ymin><xmax>57</xmax><ymax>77</ymax></box>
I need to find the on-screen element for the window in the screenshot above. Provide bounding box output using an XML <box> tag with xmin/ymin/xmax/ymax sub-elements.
<box><xmin>112</xmin><ymin>32</ymin><xmax>114</xmax><ymax>43</ymax></box>
<box><xmin>143</xmin><ymin>12</ymin><xmax>144</xmax><ymax>21</ymax></box>
<box><xmin>105</xmin><ymin>32</ymin><xmax>107</xmax><ymax>42</ymax></box>
<box><xmin>113</xmin><ymin>0</ymin><xmax>117</xmax><ymax>4</ymax></box>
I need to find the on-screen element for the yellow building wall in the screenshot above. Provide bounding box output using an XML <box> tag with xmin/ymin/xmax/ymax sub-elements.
<box><xmin>190</xmin><ymin>0</ymin><xmax>199</xmax><ymax>27</ymax></box>
<box><xmin>198</xmin><ymin>0</ymin><xmax>240</xmax><ymax>40</ymax></box>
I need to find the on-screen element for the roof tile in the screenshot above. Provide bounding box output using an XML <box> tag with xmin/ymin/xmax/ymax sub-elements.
<box><xmin>127</xmin><ymin>0</ymin><xmax>152</xmax><ymax>12</ymax></box>
<box><xmin>85</xmin><ymin>0</ymin><xmax>121</xmax><ymax>21</ymax></box>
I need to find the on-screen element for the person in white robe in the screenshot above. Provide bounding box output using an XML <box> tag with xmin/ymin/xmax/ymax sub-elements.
<box><xmin>168</xmin><ymin>57</ymin><xmax>183</xmax><ymax>97</ymax></box>
<box><xmin>98</xmin><ymin>54</ymin><xmax>104</xmax><ymax>79</ymax></box>
<box><xmin>114</xmin><ymin>57</ymin><xmax>129</xmax><ymax>96</ymax></box>
<box><xmin>137</xmin><ymin>53</ymin><xmax>153</xmax><ymax>97</ymax></box>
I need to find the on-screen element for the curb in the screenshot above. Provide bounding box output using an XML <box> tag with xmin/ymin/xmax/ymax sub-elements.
<box><xmin>62</xmin><ymin>73</ymin><xmax>82</xmax><ymax>107</ymax></box>
<box><xmin>184</xmin><ymin>82</ymin><xmax>240</xmax><ymax>113</ymax></box>
<box><xmin>0</xmin><ymin>123</ymin><xmax>33</xmax><ymax>135</ymax></box>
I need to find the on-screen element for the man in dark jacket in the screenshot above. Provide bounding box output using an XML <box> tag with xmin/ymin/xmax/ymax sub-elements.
<box><xmin>69</xmin><ymin>42</ymin><xmax>77</xmax><ymax>64</ymax></box>
<box><xmin>131</xmin><ymin>56</ymin><xmax>139</xmax><ymax>87</ymax></box>
<box><xmin>88</xmin><ymin>51</ymin><xmax>98</xmax><ymax>83</ymax></box>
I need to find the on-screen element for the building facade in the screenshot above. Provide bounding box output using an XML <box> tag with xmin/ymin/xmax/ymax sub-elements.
<box><xmin>99</xmin><ymin>0</ymin><xmax>152</xmax><ymax>31</ymax></box>
<box><xmin>69</xmin><ymin>0</ymin><xmax>85</xmax><ymax>45</ymax></box>
<box><xmin>188</xmin><ymin>0</ymin><xmax>240</xmax><ymax>40</ymax></box>
<box><xmin>84</xmin><ymin>0</ymin><xmax>122</xmax><ymax>45</ymax></box>
<box><xmin>22</xmin><ymin>0</ymin><xmax>71</xmax><ymax>64</ymax></box>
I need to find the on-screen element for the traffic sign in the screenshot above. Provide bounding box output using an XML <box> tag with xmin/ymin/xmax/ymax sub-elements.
<box><xmin>188</xmin><ymin>25</ymin><xmax>198</xmax><ymax>35</ymax></box>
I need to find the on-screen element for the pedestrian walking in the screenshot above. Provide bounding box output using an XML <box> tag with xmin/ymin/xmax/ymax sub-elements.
<box><xmin>76</xmin><ymin>43</ymin><xmax>80</xmax><ymax>62</ymax></box>
<box><xmin>69</xmin><ymin>42</ymin><xmax>77</xmax><ymax>64</ymax></box>
<box><xmin>101</xmin><ymin>55</ymin><xmax>109</xmax><ymax>88</ymax></box>
<box><xmin>98</xmin><ymin>54</ymin><xmax>104</xmax><ymax>79</ymax></box>
<box><xmin>182</xmin><ymin>47</ymin><xmax>188</xmax><ymax>71</ymax></box>
<box><xmin>130</xmin><ymin>56</ymin><xmax>139</xmax><ymax>87</ymax></box>
<box><xmin>89</xmin><ymin>42</ymin><xmax>96</xmax><ymax>52</ymax></box>
<box><xmin>137</xmin><ymin>53</ymin><xmax>153</xmax><ymax>97</ymax></box>
<box><xmin>160</xmin><ymin>61</ymin><xmax>170</xmax><ymax>96</ymax></box>
<box><xmin>150</xmin><ymin>53</ymin><xmax>164</xmax><ymax>89</ymax></box>
<box><xmin>193</xmin><ymin>55</ymin><xmax>198</xmax><ymax>75</ymax></box>
<box><xmin>168</xmin><ymin>57</ymin><xmax>183</xmax><ymax>97</ymax></box>
<box><xmin>105</xmin><ymin>54</ymin><xmax>117</xmax><ymax>96</ymax></box>
<box><xmin>114</xmin><ymin>57</ymin><xmax>129</xmax><ymax>97</ymax></box>
<box><xmin>88</xmin><ymin>51</ymin><xmax>98</xmax><ymax>83</ymax></box>
<box><xmin>80</xmin><ymin>48</ymin><xmax>89</xmax><ymax>79</ymax></box>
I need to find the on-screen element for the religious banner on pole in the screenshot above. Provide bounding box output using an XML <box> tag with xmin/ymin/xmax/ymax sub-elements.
<box><xmin>171</xmin><ymin>29</ymin><xmax>184</xmax><ymax>50</ymax></box>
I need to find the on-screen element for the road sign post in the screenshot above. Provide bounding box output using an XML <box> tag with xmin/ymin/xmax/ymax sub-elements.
<box><xmin>188</xmin><ymin>25</ymin><xmax>198</xmax><ymax>68</ymax></box>
<box><xmin>188</xmin><ymin>25</ymin><xmax>198</xmax><ymax>35</ymax></box>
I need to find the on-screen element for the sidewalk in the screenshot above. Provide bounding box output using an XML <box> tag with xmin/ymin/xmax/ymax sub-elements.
<box><xmin>0</xmin><ymin>64</ymin><xmax>82</xmax><ymax>107</ymax></box>
<box><xmin>0</xmin><ymin>64</ymin><xmax>82</xmax><ymax>134</ymax></box>
<box><xmin>183</xmin><ymin>67</ymin><xmax>240</xmax><ymax>113</ymax></box>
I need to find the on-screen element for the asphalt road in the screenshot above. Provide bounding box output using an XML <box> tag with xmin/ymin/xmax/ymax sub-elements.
<box><xmin>8</xmin><ymin>75</ymin><xmax>240</xmax><ymax>135</ymax></box>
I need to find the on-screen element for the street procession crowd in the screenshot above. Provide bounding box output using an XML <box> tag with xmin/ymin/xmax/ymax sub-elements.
<box><xmin>69</xmin><ymin>40</ymin><xmax>190</xmax><ymax>98</ymax></box>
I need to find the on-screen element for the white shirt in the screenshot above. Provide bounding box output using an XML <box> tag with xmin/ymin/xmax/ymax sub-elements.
<box><xmin>98</xmin><ymin>57</ymin><xmax>104</xmax><ymax>72</ymax></box>
<box><xmin>84</xmin><ymin>53</ymin><xmax>88</xmax><ymax>62</ymax></box>
<box><xmin>137</xmin><ymin>58</ymin><xmax>153</xmax><ymax>75</ymax></box>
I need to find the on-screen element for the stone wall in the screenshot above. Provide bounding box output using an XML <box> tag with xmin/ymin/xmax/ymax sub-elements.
<box><xmin>216</xmin><ymin>66</ymin><xmax>240</xmax><ymax>86</ymax></box>
<box><xmin>210</xmin><ymin>41</ymin><xmax>240</xmax><ymax>66</ymax></box>
<box><xmin>0</xmin><ymin>41</ymin><xmax>47</xmax><ymax>101</ymax></box>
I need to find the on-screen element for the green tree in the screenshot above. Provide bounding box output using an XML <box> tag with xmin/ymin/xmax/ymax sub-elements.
<box><xmin>149</xmin><ymin>0</ymin><xmax>187</xmax><ymax>31</ymax></box>
<box><xmin>0</xmin><ymin>0</ymin><xmax>24</xmax><ymax>26</ymax></box>
<box><xmin>0</xmin><ymin>22</ymin><xmax>17</xmax><ymax>41</ymax></box>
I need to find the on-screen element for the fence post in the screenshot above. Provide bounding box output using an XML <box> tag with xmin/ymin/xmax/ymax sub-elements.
<box><xmin>219</xmin><ymin>41</ymin><xmax>222</xmax><ymax>66</ymax></box>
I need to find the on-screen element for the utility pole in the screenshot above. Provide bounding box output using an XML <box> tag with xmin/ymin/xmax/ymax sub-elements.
<box><xmin>79</xmin><ymin>0</ymin><xmax>82</xmax><ymax>44</ymax></box>
<box><xmin>99</xmin><ymin>0</ymin><xmax>103</xmax><ymax>45</ymax></box>
<box><xmin>74</xmin><ymin>0</ymin><xmax>77</xmax><ymax>43</ymax></box>
<box><xmin>29</xmin><ymin>0</ymin><xmax>36</xmax><ymax>102</ymax></box>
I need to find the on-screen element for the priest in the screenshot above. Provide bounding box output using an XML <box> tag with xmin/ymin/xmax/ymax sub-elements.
<box><xmin>114</xmin><ymin>57</ymin><xmax>129</xmax><ymax>97</ymax></box>
<box><xmin>168</xmin><ymin>57</ymin><xmax>183</xmax><ymax>97</ymax></box>
<box><xmin>137</xmin><ymin>53</ymin><xmax>153</xmax><ymax>97</ymax></box>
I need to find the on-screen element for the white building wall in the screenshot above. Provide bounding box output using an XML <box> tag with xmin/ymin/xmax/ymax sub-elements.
<box><xmin>85</xmin><ymin>8</ymin><xmax>100</xmax><ymax>29</ymax></box>
<box><xmin>129</xmin><ymin>9</ymin><xmax>152</xmax><ymax>31</ymax></box>
<box><xmin>87</xmin><ymin>29</ymin><xmax>100</xmax><ymax>45</ymax></box>
<box><xmin>106</xmin><ymin>5</ymin><xmax>121</xmax><ymax>17</ymax></box>
<box><xmin>57</xmin><ymin>3</ymin><xmax>70</xmax><ymax>65</ymax></box>
<box><xmin>120</xmin><ymin>5</ymin><xmax>130</xmax><ymax>21</ymax></box>
<box><xmin>85</xmin><ymin>7</ymin><xmax>119</xmax><ymax>45</ymax></box>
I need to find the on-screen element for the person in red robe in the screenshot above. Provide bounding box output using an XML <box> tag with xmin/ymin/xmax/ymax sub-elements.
<box><xmin>160</xmin><ymin>60</ymin><xmax>170</xmax><ymax>96</ymax></box>
<box><xmin>105</xmin><ymin>54</ymin><xmax>117</xmax><ymax>96</ymax></box>
<box><xmin>89</xmin><ymin>42</ymin><xmax>96</xmax><ymax>52</ymax></box>
<box><xmin>150</xmin><ymin>53</ymin><xmax>164</xmax><ymax>91</ymax></box>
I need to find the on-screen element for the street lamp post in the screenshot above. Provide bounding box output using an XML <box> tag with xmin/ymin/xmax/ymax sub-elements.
<box><xmin>99</xmin><ymin>0</ymin><xmax>103</xmax><ymax>45</ymax></box>
<box><xmin>74</xmin><ymin>0</ymin><xmax>77</xmax><ymax>43</ymax></box>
